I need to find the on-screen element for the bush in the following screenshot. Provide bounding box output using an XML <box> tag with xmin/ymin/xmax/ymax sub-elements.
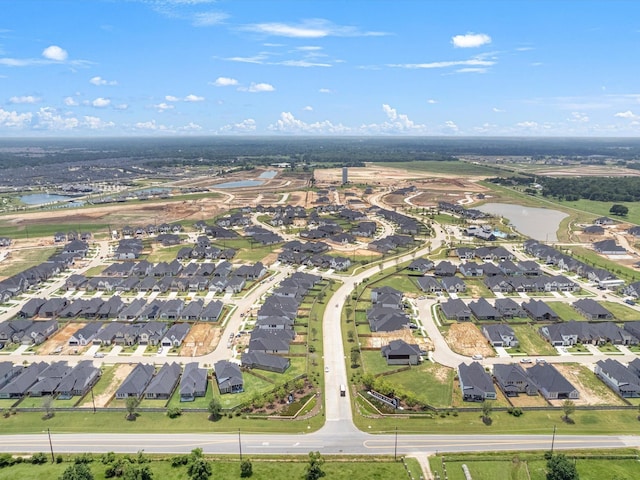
<box><xmin>74</xmin><ymin>453</ymin><xmax>94</xmax><ymax>464</ymax></box>
<box><xmin>171</xmin><ymin>455</ymin><xmax>189</xmax><ymax>467</ymax></box>
<box><xmin>240</xmin><ymin>459</ymin><xmax>253</xmax><ymax>478</ymax></box>
<box><xmin>30</xmin><ymin>452</ymin><xmax>48</xmax><ymax>465</ymax></box>
<box><xmin>0</xmin><ymin>453</ymin><xmax>15</xmax><ymax>468</ymax></box>
<box><xmin>167</xmin><ymin>407</ymin><xmax>182</xmax><ymax>419</ymax></box>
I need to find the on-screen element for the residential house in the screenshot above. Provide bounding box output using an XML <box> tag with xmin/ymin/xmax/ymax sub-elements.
<box><xmin>214</xmin><ymin>360</ymin><xmax>244</xmax><ymax>394</ymax></box>
<box><xmin>440</xmin><ymin>299</ymin><xmax>472</xmax><ymax>322</ymax></box>
<box><xmin>572</xmin><ymin>299</ymin><xmax>613</xmax><ymax>320</ymax></box>
<box><xmin>381</xmin><ymin>339</ymin><xmax>422</xmax><ymax>365</ymax></box>
<box><xmin>594</xmin><ymin>359</ymin><xmax>640</xmax><ymax>398</ymax></box>
<box><xmin>469</xmin><ymin>298</ymin><xmax>501</xmax><ymax>321</ymax></box>
<box><xmin>179</xmin><ymin>363</ymin><xmax>208</xmax><ymax>402</ymax></box>
<box><xmin>144</xmin><ymin>363</ymin><xmax>182</xmax><ymax>399</ymax></box>
<box><xmin>55</xmin><ymin>361</ymin><xmax>100</xmax><ymax>398</ymax></box>
<box><xmin>494</xmin><ymin>298</ymin><xmax>525</xmax><ymax>318</ymax></box>
<box><xmin>161</xmin><ymin>323</ymin><xmax>191</xmax><ymax>348</ymax></box>
<box><xmin>68</xmin><ymin>323</ymin><xmax>103</xmax><ymax>346</ymax></box>
<box><xmin>523</xmin><ymin>299</ymin><xmax>559</xmax><ymax>321</ymax></box>
<box><xmin>115</xmin><ymin>363</ymin><xmax>155</xmax><ymax>398</ymax></box>
<box><xmin>458</xmin><ymin>361</ymin><xmax>497</xmax><ymax>402</ymax></box>
<box><xmin>0</xmin><ymin>362</ymin><xmax>48</xmax><ymax>399</ymax></box>
<box><xmin>526</xmin><ymin>363</ymin><xmax>579</xmax><ymax>400</ymax></box>
<box><xmin>482</xmin><ymin>324</ymin><xmax>518</xmax><ymax>347</ymax></box>
<box><xmin>493</xmin><ymin>364</ymin><xmax>538</xmax><ymax>397</ymax></box>
<box><xmin>241</xmin><ymin>351</ymin><xmax>290</xmax><ymax>373</ymax></box>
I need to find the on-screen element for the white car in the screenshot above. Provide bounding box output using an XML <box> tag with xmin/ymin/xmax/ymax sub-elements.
<box><xmin>520</xmin><ymin>358</ymin><xmax>532</xmax><ymax>364</ymax></box>
<box><xmin>324</xmin><ymin>366</ymin><xmax>329</xmax><ymax>373</ymax></box>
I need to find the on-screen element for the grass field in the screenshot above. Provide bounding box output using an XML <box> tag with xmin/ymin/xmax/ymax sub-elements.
<box><xmin>545</xmin><ymin>302</ymin><xmax>584</xmax><ymax>321</ymax></box>
<box><xmin>600</xmin><ymin>301</ymin><xmax>640</xmax><ymax>321</ymax></box>
<box><xmin>510</xmin><ymin>324</ymin><xmax>558</xmax><ymax>356</ymax></box>
<box><xmin>385</xmin><ymin>362</ymin><xmax>454</xmax><ymax>408</ymax></box>
<box><xmin>0</xmin><ymin>246</ymin><xmax>58</xmax><ymax>278</ymax></box>
<box><xmin>0</xmin><ymin>454</ymin><xmax>420</xmax><ymax>480</ymax></box>
<box><xmin>377</xmin><ymin>160</ymin><xmax>504</xmax><ymax>176</ymax></box>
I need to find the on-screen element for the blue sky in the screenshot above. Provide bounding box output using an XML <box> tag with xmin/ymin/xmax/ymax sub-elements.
<box><xmin>0</xmin><ymin>0</ymin><xmax>639</xmax><ymax>137</ymax></box>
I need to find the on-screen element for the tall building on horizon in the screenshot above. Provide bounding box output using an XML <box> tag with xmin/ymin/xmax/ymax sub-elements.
<box><xmin>342</xmin><ymin>167</ymin><xmax>348</xmax><ymax>185</ymax></box>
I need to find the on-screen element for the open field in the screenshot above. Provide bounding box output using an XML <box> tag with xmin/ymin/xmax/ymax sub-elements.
<box><xmin>444</xmin><ymin>323</ymin><xmax>495</xmax><ymax>357</ymax></box>
<box><xmin>552</xmin><ymin>363</ymin><xmax>626</xmax><ymax>406</ymax></box>
<box><xmin>179</xmin><ymin>323</ymin><xmax>219</xmax><ymax>357</ymax></box>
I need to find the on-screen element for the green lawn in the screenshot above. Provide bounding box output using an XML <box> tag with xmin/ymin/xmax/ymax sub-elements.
<box><xmin>250</xmin><ymin>357</ymin><xmax>307</xmax><ymax>384</ymax></box>
<box><xmin>0</xmin><ymin>455</ymin><xmax>416</xmax><ymax>480</ymax></box>
<box><xmin>601</xmin><ymin>302</ymin><xmax>640</xmax><ymax>321</ymax></box>
<box><xmin>360</xmin><ymin>351</ymin><xmax>403</xmax><ymax>376</ymax></box>
<box><xmin>384</xmin><ymin>362</ymin><xmax>454</xmax><ymax>408</ymax></box>
<box><xmin>369</xmin><ymin>274</ymin><xmax>422</xmax><ymax>295</ymax></box>
<box><xmin>144</xmin><ymin>244</ymin><xmax>185</xmax><ymax>263</ymax></box>
<box><xmin>167</xmin><ymin>380</ymin><xmax>213</xmax><ymax>410</ymax></box>
<box><xmin>0</xmin><ymin>247</ymin><xmax>58</xmax><ymax>278</ymax></box>
<box><xmin>215</xmin><ymin>370</ymin><xmax>276</xmax><ymax>410</ymax></box>
<box><xmin>545</xmin><ymin>302</ymin><xmax>584</xmax><ymax>321</ymax></box>
<box><xmin>510</xmin><ymin>324</ymin><xmax>558</xmax><ymax>356</ymax></box>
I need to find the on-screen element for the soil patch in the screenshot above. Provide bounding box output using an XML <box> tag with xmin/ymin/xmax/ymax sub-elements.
<box><xmin>364</xmin><ymin>330</ymin><xmax>432</xmax><ymax>351</ymax></box>
<box><xmin>179</xmin><ymin>323</ymin><xmax>218</xmax><ymax>357</ymax></box>
<box><xmin>82</xmin><ymin>363</ymin><xmax>135</xmax><ymax>408</ymax></box>
<box><xmin>38</xmin><ymin>323</ymin><xmax>83</xmax><ymax>355</ymax></box>
<box><xmin>551</xmin><ymin>364</ymin><xmax>626</xmax><ymax>406</ymax></box>
<box><xmin>445</xmin><ymin>322</ymin><xmax>494</xmax><ymax>357</ymax></box>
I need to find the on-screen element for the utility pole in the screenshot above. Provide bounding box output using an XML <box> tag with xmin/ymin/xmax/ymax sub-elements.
<box><xmin>90</xmin><ymin>385</ymin><xmax>96</xmax><ymax>413</ymax></box>
<box><xmin>238</xmin><ymin>428</ymin><xmax>243</xmax><ymax>462</ymax></box>
<box><xmin>47</xmin><ymin>428</ymin><xmax>54</xmax><ymax>463</ymax></box>
<box><xmin>550</xmin><ymin>424</ymin><xmax>557</xmax><ymax>454</ymax></box>
<box><xmin>394</xmin><ymin>426</ymin><xmax>398</xmax><ymax>461</ymax></box>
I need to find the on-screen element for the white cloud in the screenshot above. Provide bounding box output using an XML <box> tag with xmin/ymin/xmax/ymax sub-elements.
<box><xmin>83</xmin><ymin>115</ymin><xmax>115</xmax><ymax>129</ymax></box>
<box><xmin>389</xmin><ymin>56</ymin><xmax>495</xmax><ymax>70</ymax></box>
<box><xmin>303</xmin><ymin>106</ymin><xmax>313</xmax><ymax>111</ymax></box>
<box><xmin>615</xmin><ymin>110</ymin><xmax>639</xmax><ymax>120</ymax></box>
<box><xmin>42</xmin><ymin>45</ymin><xmax>68</xmax><ymax>61</ymax></box>
<box><xmin>570</xmin><ymin>112</ymin><xmax>589</xmax><ymax>123</ymax></box>
<box><xmin>360</xmin><ymin>104</ymin><xmax>427</xmax><ymax>134</ymax></box>
<box><xmin>0</xmin><ymin>107</ymin><xmax>32</xmax><ymax>128</ymax></box>
<box><xmin>279</xmin><ymin>59</ymin><xmax>331</xmax><ymax>68</ymax></box>
<box><xmin>92</xmin><ymin>97</ymin><xmax>111</xmax><ymax>108</ymax></box>
<box><xmin>90</xmin><ymin>76</ymin><xmax>117</xmax><ymax>86</ymax></box>
<box><xmin>297</xmin><ymin>46</ymin><xmax>322</xmax><ymax>51</ymax></box>
<box><xmin>184</xmin><ymin>94</ymin><xmax>204</xmax><ymax>102</ymax></box>
<box><xmin>115</xmin><ymin>103</ymin><xmax>129</xmax><ymax>110</ymax></box>
<box><xmin>451</xmin><ymin>33</ymin><xmax>491</xmax><ymax>48</ymax></box>
<box><xmin>516</xmin><ymin>121</ymin><xmax>540</xmax><ymax>129</ymax></box>
<box><xmin>455</xmin><ymin>67</ymin><xmax>488</xmax><ymax>74</ymax></box>
<box><xmin>178</xmin><ymin>122</ymin><xmax>203</xmax><ymax>131</ymax></box>
<box><xmin>135</xmin><ymin>120</ymin><xmax>168</xmax><ymax>131</ymax></box>
<box><xmin>427</xmin><ymin>99</ymin><xmax>438</xmax><ymax>104</ymax></box>
<box><xmin>64</xmin><ymin>96</ymin><xmax>79</xmax><ymax>106</ymax></box>
<box><xmin>153</xmin><ymin>102</ymin><xmax>174</xmax><ymax>112</ymax></box>
<box><xmin>268</xmin><ymin>112</ymin><xmax>350</xmax><ymax>134</ymax></box>
<box><xmin>319</xmin><ymin>88</ymin><xmax>332</xmax><ymax>94</ymax></box>
<box><xmin>211</xmin><ymin>76</ymin><xmax>238</xmax><ymax>87</ymax></box>
<box><xmin>36</xmin><ymin>107</ymin><xmax>79</xmax><ymax>130</ymax></box>
<box><xmin>193</xmin><ymin>12</ymin><xmax>228</xmax><ymax>26</ymax></box>
<box><xmin>219</xmin><ymin>118</ymin><xmax>257</xmax><ymax>133</ymax></box>
<box><xmin>444</xmin><ymin>120</ymin><xmax>459</xmax><ymax>132</ymax></box>
<box><xmin>9</xmin><ymin>95</ymin><xmax>40</xmax><ymax>104</ymax></box>
<box><xmin>238</xmin><ymin>82</ymin><xmax>275</xmax><ymax>93</ymax></box>
<box><xmin>242</xmin><ymin>19</ymin><xmax>387</xmax><ymax>38</ymax></box>
<box><xmin>165</xmin><ymin>95</ymin><xmax>180</xmax><ymax>102</ymax></box>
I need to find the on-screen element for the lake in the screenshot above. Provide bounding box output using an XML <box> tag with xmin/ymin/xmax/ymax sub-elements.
<box><xmin>476</xmin><ymin>203</ymin><xmax>568</xmax><ymax>242</ymax></box>
<box><xmin>214</xmin><ymin>180</ymin><xmax>264</xmax><ymax>189</ymax></box>
<box><xmin>258</xmin><ymin>170</ymin><xmax>277</xmax><ymax>179</ymax></box>
<box><xmin>21</xmin><ymin>193</ymin><xmax>78</xmax><ymax>205</ymax></box>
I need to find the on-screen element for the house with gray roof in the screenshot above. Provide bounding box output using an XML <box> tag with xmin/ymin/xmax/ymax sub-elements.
<box><xmin>0</xmin><ymin>362</ymin><xmax>48</xmax><ymax>399</ymax></box>
<box><xmin>144</xmin><ymin>362</ymin><xmax>181</xmax><ymax>399</ymax></box>
<box><xmin>527</xmin><ymin>363</ymin><xmax>579</xmax><ymax>400</ymax></box>
<box><xmin>241</xmin><ymin>351</ymin><xmax>291</xmax><ymax>373</ymax></box>
<box><xmin>69</xmin><ymin>322</ymin><xmax>103</xmax><ymax>346</ymax></box>
<box><xmin>416</xmin><ymin>276</ymin><xmax>443</xmax><ymax>293</ymax></box>
<box><xmin>180</xmin><ymin>363</ymin><xmax>208</xmax><ymax>402</ymax></box>
<box><xmin>118</xmin><ymin>298</ymin><xmax>147</xmax><ymax>322</ymax></box>
<box><xmin>200</xmin><ymin>300</ymin><xmax>224</xmax><ymax>322</ymax></box>
<box><xmin>19</xmin><ymin>298</ymin><xmax>46</xmax><ymax>318</ymax></box>
<box><xmin>469</xmin><ymin>298</ymin><xmax>501</xmax><ymax>321</ymax></box>
<box><xmin>115</xmin><ymin>363</ymin><xmax>155</xmax><ymax>399</ymax></box>
<box><xmin>214</xmin><ymin>360</ymin><xmax>243</xmax><ymax>394</ymax></box>
<box><xmin>482</xmin><ymin>324</ymin><xmax>518</xmax><ymax>347</ymax></box>
<box><xmin>249</xmin><ymin>329</ymin><xmax>295</xmax><ymax>354</ymax></box>
<box><xmin>595</xmin><ymin>359</ymin><xmax>640</xmax><ymax>398</ymax></box>
<box><xmin>522</xmin><ymin>299</ymin><xmax>559</xmax><ymax>321</ymax></box>
<box><xmin>55</xmin><ymin>361</ymin><xmax>100</xmax><ymax>399</ymax></box>
<box><xmin>458</xmin><ymin>361</ymin><xmax>496</xmax><ymax>402</ymax></box>
<box><xmin>161</xmin><ymin>323</ymin><xmax>191</xmax><ymax>348</ymax></box>
<box><xmin>381</xmin><ymin>339</ymin><xmax>421</xmax><ymax>365</ymax></box>
<box><xmin>434</xmin><ymin>261</ymin><xmax>457</xmax><ymax>276</ymax></box>
<box><xmin>572</xmin><ymin>299</ymin><xmax>613</xmax><ymax>320</ymax></box>
<box><xmin>180</xmin><ymin>300</ymin><xmax>204</xmax><ymax>321</ymax></box>
<box><xmin>27</xmin><ymin>361</ymin><xmax>72</xmax><ymax>397</ymax></box>
<box><xmin>0</xmin><ymin>362</ymin><xmax>21</xmax><ymax>390</ymax></box>
<box><xmin>440</xmin><ymin>299</ymin><xmax>472</xmax><ymax>322</ymax></box>
<box><xmin>459</xmin><ymin>262</ymin><xmax>484</xmax><ymax>277</ymax></box>
<box><xmin>408</xmin><ymin>258</ymin><xmax>434</xmax><ymax>274</ymax></box>
<box><xmin>494</xmin><ymin>298</ymin><xmax>525</xmax><ymax>318</ymax></box>
<box><xmin>493</xmin><ymin>364</ymin><xmax>538</xmax><ymax>397</ymax></box>
<box><xmin>367</xmin><ymin>306</ymin><xmax>410</xmax><ymax>332</ymax></box>
<box><xmin>440</xmin><ymin>276</ymin><xmax>466</xmax><ymax>293</ymax></box>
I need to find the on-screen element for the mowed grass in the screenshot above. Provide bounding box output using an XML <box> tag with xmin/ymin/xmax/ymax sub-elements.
<box><xmin>0</xmin><ymin>246</ymin><xmax>58</xmax><ymax>278</ymax></box>
<box><xmin>545</xmin><ymin>302</ymin><xmax>584</xmax><ymax>321</ymax></box>
<box><xmin>601</xmin><ymin>301</ymin><xmax>640</xmax><ymax>321</ymax></box>
<box><xmin>360</xmin><ymin>350</ymin><xmax>404</xmax><ymax>376</ymax></box>
<box><xmin>430</xmin><ymin>451</ymin><xmax>640</xmax><ymax>480</ymax></box>
<box><xmin>377</xmin><ymin>160</ymin><xmax>503</xmax><ymax>176</ymax></box>
<box><xmin>510</xmin><ymin>324</ymin><xmax>558</xmax><ymax>356</ymax></box>
<box><xmin>385</xmin><ymin>362</ymin><xmax>454</xmax><ymax>408</ymax></box>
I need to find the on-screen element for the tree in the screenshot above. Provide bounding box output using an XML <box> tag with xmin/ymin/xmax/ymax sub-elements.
<box><xmin>240</xmin><ymin>459</ymin><xmax>253</xmax><ymax>478</ymax></box>
<box><xmin>125</xmin><ymin>397</ymin><xmax>138</xmax><ymax>421</ymax></box>
<box><xmin>481</xmin><ymin>400</ymin><xmax>493</xmax><ymax>424</ymax></box>
<box><xmin>207</xmin><ymin>398</ymin><xmax>222</xmax><ymax>421</ymax></box>
<box><xmin>304</xmin><ymin>451</ymin><xmax>325</xmax><ymax>480</ymax></box>
<box><xmin>42</xmin><ymin>395</ymin><xmax>54</xmax><ymax>419</ymax></box>
<box><xmin>347</xmin><ymin>330</ymin><xmax>355</xmax><ymax>343</ymax></box>
<box><xmin>59</xmin><ymin>463</ymin><xmax>95</xmax><ymax>480</ymax></box>
<box><xmin>187</xmin><ymin>458</ymin><xmax>212</xmax><ymax>480</ymax></box>
<box><xmin>350</xmin><ymin>348</ymin><xmax>360</xmax><ymax>368</ymax></box>
<box><xmin>546</xmin><ymin>454</ymin><xmax>579</xmax><ymax>480</ymax></box>
<box><xmin>123</xmin><ymin>463</ymin><xmax>154</xmax><ymax>480</ymax></box>
<box><xmin>562</xmin><ymin>399</ymin><xmax>575</xmax><ymax>423</ymax></box>
<box><xmin>609</xmin><ymin>204</ymin><xmax>629</xmax><ymax>216</ymax></box>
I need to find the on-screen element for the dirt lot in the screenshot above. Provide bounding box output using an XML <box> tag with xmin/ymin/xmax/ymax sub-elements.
<box><xmin>363</xmin><ymin>329</ymin><xmax>433</xmax><ymax>352</ymax></box>
<box><xmin>550</xmin><ymin>363</ymin><xmax>626</xmax><ymax>406</ymax></box>
<box><xmin>506</xmin><ymin>390</ymin><xmax>551</xmax><ymax>408</ymax></box>
<box><xmin>179</xmin><ymin>323</ymin><xmax>219</xmax><ymax>357</ymax></box>
<box><xmin>38</xmin><ymin>323</ymin><xmax>84</xmax><ymax>355</ymax></box>
<box><xmin>80</xmin><ymin>363</ymin><xmax>134</xmax><ymax>408</ymax></box>
<box><xmin>444</xmin><ymin>322</ymin><xmax>495</xmax><ymax>357</ymax></box>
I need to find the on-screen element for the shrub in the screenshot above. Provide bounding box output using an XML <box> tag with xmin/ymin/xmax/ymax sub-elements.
<box><xmin>167</xmin><ymin>407</ymin><xmax>182</xmax><ymax>419</ymax></box>
<box><xmin>30</xmin><ymin>452</ymin><xmax>48</xmax><ymax>465</ymax></box>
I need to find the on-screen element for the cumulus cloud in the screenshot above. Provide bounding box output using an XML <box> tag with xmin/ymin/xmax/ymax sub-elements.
<box><xmin>178</xmin><ymin>122</ymin><xmax>203</xmax><ymax>131</ymax></box>
<box><xmin>64</xmin><ymin>96</ymin><xmax>79</xmax><ymax>106</ymax></box>
<box><xmin>115</xmin><ymin>103</ymin><xmax>129</xmax><ymax>110</ymax></box>
<box><xmin>165</xmin><ymin>95</ymin><xmax>180</xmax><ymax>102</ymax></box>
<box><xmin>153</xmin><ymin>102</ymin><xmax>174</xmax><ymax>112</ymax></box>
<box><xmin>570</xmin><ymin>112</ymin><xmax>589</xmax><ymax>123</ymax></box>
<box><xmin>319</xmin><ymin>88</ymin><xmax>332</xmax><ymax>94</ymax></box>
<box><xmin>9</xmin><ymin>95</ymin><xmax>40</xmax><ymax>104</ymax></box>
<box><xmin>135</xmin><ymin>120</ymin><xmax>168</xmax><ymax>131</ymax></box>
<box><xmin>184</xmin><ymin>94</ymin><xmax>204</xmax><ymax>102</ymax></box>
<box><xmin>211</xmin><ymin>77</ymin><xmax>238</xmax><ymax>87</ymax></box>
<box><xmin>268</xmin><ymin>112</ymin><xmax>349</xmax><ymax>134</ymax></box>
<box><xmin>516</xmin><ymin>121</ymin><xmax>540</xmax><ymax>129</ymax></box>
<box><xmin>427</xmin><ymin>99</ymin><xmax>438</xmax><ymax>104</ymax></box>
<box><xmin>90</xmin><ymin>76</ymin><xmax>117</xmax><ymax>86</ymax></box>
<box><xmin>238</xmin><ymin>82</ymin><xmax>275</xmax><ymax>93</ymax></box>
<box><xmin>219</xmin><ymin>118</ymin><xmax>257</xmax><ymax>133</ymax></box>
<box><xmin>492</xmin><ymin>107</ymin><xmax>505</xmax><ymax>112</ymax></box>
<box><xmin>36</xmin><ymin>107</ymin><xmax>79</xmax><ymax>130</ymax></box>
<box><xmin>242</xmin><ymin>19</ymin><xmax>387</xmax><ymax>38</ymax></box>
<box><xmin>303</xmin><ymin>106</ymin><xmax>313</xmax><ymax>111</ymax></box>
<box><xmin>92</xmin><ymin>97</ymin><xmax>111</xmax><ymax>108</ymax></box>
<box><xmin>451</xmin><ymin>33</ymin><xmax>491</xmax><ymax>48</ymax></box>
<box><xmin>615</xmin><ymin>110</ymin><xmax>639</xmax><ymax>120</ymax></box>
<box><xmin>42</xmin><ymin>45</ymin><xmax>68</xmax><ymax>61</ymax></box>
<box><xmin>83</xmin><ymin>115</ymin><xmax>115</xmax><ymax>129</ymax></box>
<box><xmin>444</xmin><ymin>120</ymin><xmax>459</xmax><ymax>132</ymax></box>
<box><xmin>361</xmin><ymin>104</ymin><xmax>427</xmax><ymax>134</ymax></box>
<box><xmin>0</xmin><ymin>107</ymin><xmax>32</xmax><ymax>128</ymax></box>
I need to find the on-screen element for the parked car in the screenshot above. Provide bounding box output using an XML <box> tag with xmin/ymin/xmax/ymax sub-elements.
<box><xmin>520</xmin><ymin>358</ymin><xmax>532</xmax><ymax>364</ymax></box>
<box><xmin>535</xmin><ymin>358</ymin><xmax>547</xmax><ymax>364</ymax></box>
<box><xmin>472</xmin><ymin>354</ymin><xmax>483</xmax><ymax>360</ymax></box>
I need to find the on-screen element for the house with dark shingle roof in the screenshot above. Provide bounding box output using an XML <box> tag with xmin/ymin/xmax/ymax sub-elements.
<box><xmin>214</xmin><ymin>360</ymin><xmax>243</xmax><ymax>394</ymax></box>
<box><xmin>469</xmin><ymin>298</ymin><xmax>501</xmax><ymax>321</ymax></box>
<box><xmin>440</xmin><ymin>299</ymin><xmax>472</xmax><ymax>322</ymax></box>
<box><xmin>482</xmin><ymin>324</ymin><xmax>518</xmax><ymax>347</ymax></box>
<box><xmin>458</xmin><ymin>361</ymin><xmax>496</xmax><ymax>402</ymax></box>
<box><xmin>572</xmin><ymin>299</ymin><xmax>613</xmax><ymax>320</ymax></box>
<box><xmin>493</xmin><ymin>364</ymin><xmax>538</xmax><ymax>397</ymax></box>
<box><xmin>144</xmin><ymin>362</ymin><xmax>181</xmax><ymax>400</ymax></box>
<box><xmin>494</xmin><ymin>298</ymin><xmax>525</xmax><ymax>318</ymax></box>
<box><xmin>180</xmin><ymin>363</ymin><xmax>208</xmax><ymax>402</ymax></box>
<box><xmin>522</xmin><ymin>299</ymin><xmax>559</xmax><ymax>321</ymax></box>
<box><xmin>594</xmin><ymin>359</ymin><xmax>640</xmax><ymax>398</ymax></box>
<box><xmin>241</xmin><ymin>351</ymin><xmax>290</xmax><ymax>373</ymax></box>
<box><xmin>526</xmin><ymin>363</ymin><xmax>579</xmax><ymax>400</ymax></box>
<box><xmin>416</xmin><ymin>276</ymin><xmax>443</xmax><ymax>293</ymax></box>
<box><xmin>55</xmin><ymin>361</ymin><xmax>101</xmax><ymax>398</ymax></box>
<box><xmin>115</xmin><ymin>363</ymin><xmax>155</xmax><ymax>399</ymax></box>
<box><xmin>381</xmin><ymin>339</ymin><xmax>421</xmax><ymax>365</ymax></box>
<box><xmin>0</xmin><ymin>362</ymin><xmax>48</xmax><ymax>399</ymax></box>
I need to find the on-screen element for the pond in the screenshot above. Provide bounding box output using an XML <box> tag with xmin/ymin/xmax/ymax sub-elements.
<box><xmin>214</xmin><ymin>180</ymin><xmax>264</xmax><ymax>189</ymax></box>
<box><xmin>258</xmin><ymin>170</ymin><xmax>277</xmax><ymax>179</ymax></box>
<box><xmin>476</xmin><ymin>203</ymin><xmax>568</xmax><ymax>242</ymax></box>
<box><xmin>21</xmin><ymin>193</ymin><xmax>78</xmax><ymax>205</ymax></box>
